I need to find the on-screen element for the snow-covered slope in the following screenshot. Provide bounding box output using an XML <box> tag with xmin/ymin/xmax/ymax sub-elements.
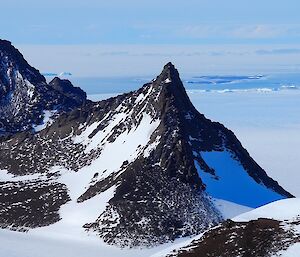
<box><xmin>233</xmin><ymin>198</ymin><xmax>300</xmax><ymax>222</ymax></box>
<box><xmin>195</xmin><ymin>150</ymin><xmax>285</xmax><ymax>207</ymax></box>
<box><xmin>0</xmin><ymin>58</ymin><xmax>292</xmax><ymax>249</ymax></box>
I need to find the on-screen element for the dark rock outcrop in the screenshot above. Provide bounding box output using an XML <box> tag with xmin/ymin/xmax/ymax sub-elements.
<box><xmin>0</xmin><ymin>39</ymin><xmax>86</xmax><ymax>135</ymax></box>
<box><xmin>168</xmin><ymin>218</ymin><xmax>300</xmax><ymax>257</ymax></box>
<box><xmin>48</xmin><ymin>77</ymin><xmax>87</xmax><ymax>107</ymax></box>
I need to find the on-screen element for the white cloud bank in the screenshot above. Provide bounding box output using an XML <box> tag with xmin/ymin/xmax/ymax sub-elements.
<box><xmin>17</xmin><ymin>44</ymin><xmax>300</xmax><ymax>77</ymax></box>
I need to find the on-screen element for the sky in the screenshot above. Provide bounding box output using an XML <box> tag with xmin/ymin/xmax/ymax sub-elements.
<box><xmin>2</xmin><ymin>0</ymin><xmax>300</xmax><ymax>76</ymax></box>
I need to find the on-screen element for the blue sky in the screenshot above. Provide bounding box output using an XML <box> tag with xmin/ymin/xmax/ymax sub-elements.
<box><xmin>2</xmin><ymin>0</ymin><xmax>300</xmax><ymax>76</ymax></box>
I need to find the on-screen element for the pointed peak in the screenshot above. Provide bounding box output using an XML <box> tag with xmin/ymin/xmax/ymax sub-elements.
<box><xmin>148</xmin><ymin>62</ymin><xmax>196</xmax><ymax>113</ymax></box>
<box><xmin>162</xmin><ymin>62</ymin><xmax>178</xmax><ymax>75</ymax></box>
<box><xmin>155</xmin><ymin>62</ymin><xmax>180</xmax><ymax>85</ymax></box>
<box><xmin>163</xmin><ymin>62</ymin><xmax>176</xmax><ymax>71</ymax></box>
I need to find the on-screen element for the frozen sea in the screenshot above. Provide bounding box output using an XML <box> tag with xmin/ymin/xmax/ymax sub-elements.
<box><xmin>53</xmin><ymin>72</ymin><xmax>300</xmax><ymax>197</ymax></box>
<box><xmin>59</xmin><ymin>73</ymin><xmax>300</xmax><ymax>95</ymax></box>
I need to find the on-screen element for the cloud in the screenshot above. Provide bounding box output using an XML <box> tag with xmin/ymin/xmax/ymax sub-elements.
<box><xmin>176</xmin><ymin>24</ymin><xmax>300</xmax><ymax>40</ymax></box>
<box><xmin>98</xmin><ymin>51</ymin><xmax>129</xmax><ymax>56</ymax></box>
<box><xmin>17</xmin><ymin>43</ymin><xmax>300</xmax><ymax>77</ymax></box>
<box><xmin>232</xmin><ymin>25</ymin><xmax>285</xmax><ymax>39</ymax></box>
<box><xmin>256</xmin><ymin>48</ymin><xmax>300</xmax><ymax>55</ymax></box>
<box><xmin>177</xmin><ymin>25</ymin><xmax>224</xmax><ymax>38</ymax></box>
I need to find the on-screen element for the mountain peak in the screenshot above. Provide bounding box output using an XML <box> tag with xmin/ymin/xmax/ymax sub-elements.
<box><xmin>163</xmin><ymin>61</ymin><xmax>176</xmax><ymax>72</ymax></box>
<box><xmin>148</xmin><ymin>62</ymin><xmax>195</xmax><ymax>115</ymax></box>
<box><xmin>155</xmin><ymin>62</ymin><xmax>180</xmax><ymax>85</ymax></box>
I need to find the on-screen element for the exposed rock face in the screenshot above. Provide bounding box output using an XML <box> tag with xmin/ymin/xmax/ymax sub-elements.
<box><xmin>168</xmin><ymin>218</ymin><xmax>300</xmax><ymax>257</ymax></box>
<box><xmin>0</xmin><ymin>179</ymin><xmax>69</xmax><ymax>231</ymax></box>
<box><xmin>48</xmin><ymin>77</ymin><xmax>87</xmax><ymax>107</ymax></box>
<box><xmin>0</xmin><ymin>39</ymin><xmax>86</xmax><ymax>135</ymax></box>
<box><xmin>0</xmin><ymin>42</ymin><xmax>293</xmax><ymax>248</ymax></box>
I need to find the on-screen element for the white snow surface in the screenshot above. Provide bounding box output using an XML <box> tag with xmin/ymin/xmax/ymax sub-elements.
<box><xmin>25</xmin><ymin>80</ymin><xmax>35</xmax><ymax>99</ymax></box>
<box><xmin>194</xmin><ymin>150</ymin><xmax>285</xmax><ymax>208</ymax></box>
<box><xmin>0</xmin><ymin>169</ymin><xmax>47</xmax><ymax>182</ymax></box>
<box><xmin>133</xmin><ymin>84</ymin><xmax>154</xmax><ymax>105</ymax></box>
<box><xmin>33</xmin><ymin>110</ymin><xmax>57</xmax><ymax>132</ymax></box>
<box><xmin>74</xmin><ymin>113</ymin><xmax>160</xmax><ymax>182</ymax></box>
<box><xmin>273</xmin><ymin>244</ymin><xmax>300</xmax><ymax>257</ymax></box>
<box><xmin>233</xmin><ymin>198</ymin><xmax>300</xmax><ymax>222</ymax></box>
<box><xmin>194</xmin><ymin>150</ymin><xmax>283</xmax><ymax>208</ymax></box>
<box><xmin>15</xmin><ymin>70</ymin><xmax>35</xmax><ymax>100</ymax></box>
<box><xmin>0</xmin><ymin>226</ymin><xmax>201</xmax><ymax>257</ymax></box>
<box><xmin>73</xmin><ymin>112</ymin><xmax>127</xmax><ymax>154</ymax></box>
<box><xmin>149</xmin><ymin>234</ymin><xmax>204</xmax><ymax>257</ymax></box>
<box><xmin>143</xmin><ymin>135</ymin><xmax>161</xmax><ymax>158</ymax></box>
<box><xmin>0</xmin><ymin>165</ymin><xmax>116</xmax><ymax>240</ymax></box>
<box><xmin>212</xmin><ymin>198</ymin><xmax>253</xmax><ymax>219</ymax></box>
<box><xmin>31</xmin><ymin>169</ymin><xmax>116</xmax><ymax>241</ymax></box>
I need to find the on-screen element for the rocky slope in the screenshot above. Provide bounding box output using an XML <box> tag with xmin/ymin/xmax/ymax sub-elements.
<box><xmin>165</xmin><ymin>199</ymin><xmax>300</xmax><ymax>257</ymax></box>
<box><xmin>0</xmin><ymin>39</ymin><xmax>86</xmax><ymax>135</ymax></box>
<box><xmin>0</xmin><ymin>41</ymin><xmax>293</xmax><ymax>248</ymax></box>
